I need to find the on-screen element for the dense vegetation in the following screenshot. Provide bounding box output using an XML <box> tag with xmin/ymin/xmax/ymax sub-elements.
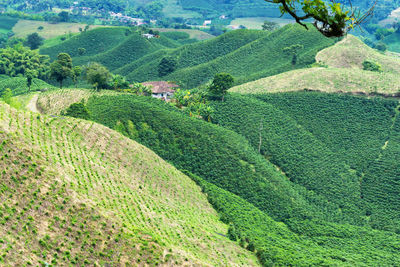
<box><xmin>36</xmin><ymin>90</ymin><xmax>400</xmax><ymax>266</ymax></box>
<box><xmin>0</xmin><ymin>100</ymin><xmax>256</xmax><ymax>266</ymax></box>
<box><xmin>210</xmin><ymin>92</ymin><xmax>400</xmax><ymax>232</ymax></box>
<box><xmin>115</xmin><ymin>24</ymin><xmax>334</xmax><ymax>88</ymax></box>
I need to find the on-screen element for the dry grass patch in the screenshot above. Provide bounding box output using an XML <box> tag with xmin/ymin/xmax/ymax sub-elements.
<box><xmin>12</xmin><ymin>20</ymin><xmax>109</xmax><ymax>39</ymax></box>
<box><xmin>316</xmin><ymin>35</ymin><xmax>400</xmax><ymax>73</ymax></box>
<box><xmin>230</xmin><ymin>67</ymin><xmax>400</xmax><ymax>95</ymax></box>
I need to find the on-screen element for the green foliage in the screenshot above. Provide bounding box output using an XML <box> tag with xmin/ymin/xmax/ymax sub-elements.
<box><xmin>363</xmin><ymin>60</ymin><xmax>382</xmax><ymax>72</ymax></box>
<box><xmin>262</xmin><ymin>21</ymin><xmax>280</xmax><ymax>31</ymax></box>
<box><xmin>375</xmin><ymin>41</ymin><xmax>387</xmax><ymax>52</ymax></box>
<box><xmin>0</xmin><ymin>76</ymin><xmax>54</xmax><ymax>96</ymax></box>
<box><xmin>158</xmin><ymin>56</ymin><xmax>178</xmax><ymax>76</ymax></box>
<box><xmin>208</xmin><ymin>73</ymin><xmax>234</xmax><ymax>100</ymax></box>
<box><xmin>50</xmin><ymin>53</ymin><xmax>73</xmax><ymax>89</ymax></box>
<box><xmin>85</xmin><ymin>62</ymin><xmax>110</xmax><ymax>90</ymax></box>
<box><xmin>283</xmin><ymin>44</ymin><xmax>304</xmax><ymax>65</ymax></box>
<box><xmin>26</xmin><ymin>32</ymin><xmax>43</xmax><ymax>50</ymax></box>
<box><xmin>0</xmin><ymin>88</ymin><xmax>12</xmax><ymax>104</ymax></box>
<box><xmin>85</xmin><ymin>94</ymin><xmax>333</xmax><ymax>223</ymax></box>
<box><xmin>64</xmin><ymin>102</ymin><xmax>91</xmax><ymax>120</ymax></box>
<box><xmin>0</xmin><ymin>44</ymin><xmax>50</xmax><ymax>79</ymax></box>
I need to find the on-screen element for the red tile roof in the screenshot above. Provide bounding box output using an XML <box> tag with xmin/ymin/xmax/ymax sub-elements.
<box><xmin>142</xmin><ymin>81</ymin><xmax>179</xmax><ymax>94</ymax></box>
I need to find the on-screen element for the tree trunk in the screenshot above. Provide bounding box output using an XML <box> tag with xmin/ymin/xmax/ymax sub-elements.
<box><xmin>60</xmin><ymin>80</ymin><xmax>63</xmax><ymax>89</ymax></box>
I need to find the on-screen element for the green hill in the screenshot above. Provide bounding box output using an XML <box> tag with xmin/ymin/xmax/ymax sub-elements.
<box><xmin>34</xmin><ymin>89</ymin><xmax>400</xmax><ymax>265</ymax></box>
<box><xmin>210</xmin><ymin>92</ymin><xmax>400</xmax><ymax>232</ymax></box>
<box><xmin>118</xmin><ymin>24</ymin><xmax>334</xmax><ymax>88</ymax></box>
<box><xmin>316</xmin><ymin>35</ymin><xmax>400</xmax><ymax>73</ymax></box>
<box><xmin>40</xmin><ymin>27</ymin><xmax>131</xmax><ymax>60</ymax></box>
<box><xmin>0</xmin><ymin>15</ymin><xmax>18</xmax><ymax>34</ymax></box>
<box><xmin>0</xmin><ymin>100</ymin><xmax>257</xmax><ymax>266</ymax></box>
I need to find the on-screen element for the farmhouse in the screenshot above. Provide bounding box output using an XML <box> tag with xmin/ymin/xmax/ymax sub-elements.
<box><xmin>142</xmin><ymin>81</ymin><xmax>179</xmax><ymax>101</ymax></box>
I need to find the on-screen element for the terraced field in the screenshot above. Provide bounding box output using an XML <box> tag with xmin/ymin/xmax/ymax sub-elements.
<box><xmin>0</xmin><ymin>101</ymin><xmax>257</xmax><ymax>266</ymax></box>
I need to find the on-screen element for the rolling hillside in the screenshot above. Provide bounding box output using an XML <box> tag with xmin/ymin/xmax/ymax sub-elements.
<box><xmin>118</xmin><ymin>24</ymin><xmax>334</xmax><ymax>88</ymax></box>
<box><xmin>0</xmin><ymin>100</ymin><xmax>257</xmax><ymax>266</ymax></box>
<box><xmin>39</xmin><ymin>24</ymin><xmax>334</xmax><ymax>89</ymax></box>
<box><xmin>33</xmin><ymin>89</ymin><xmax>400</xmax><ymax>265</ymax></box>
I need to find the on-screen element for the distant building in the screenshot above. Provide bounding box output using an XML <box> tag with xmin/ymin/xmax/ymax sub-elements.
<box><xmin>142</xmin><ymin>81</ymin><xmax>179</xmax><ymax>101</ymax></box>
<box><xmin>203</xmin><ymin>20</ymin><xmax>212</xmax><ymax>26</ymax></box>
<box><xmin>142</xmin><ymin>33</ymin><xmax>155</xmax><ymax>39</ymax></box>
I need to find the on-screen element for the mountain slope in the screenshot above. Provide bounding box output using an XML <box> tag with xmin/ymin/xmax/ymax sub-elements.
<box><xmin>34</xmin><ymin>89</ymin><xmax>400</xmax><ymax>266</ymax></box>
<box><xmin>230</xmin><ymin>67</ymin><xmax>400</xmax><ymax>95</ymax></box>
<box><xmin>121</xmin><ymin>24</ymin><xmax>334</xmax><ymax>88</ymax></box>
<box><xmin>0</xmin><ymin>101</ymin><xmax>257</xmax><ymax>266</ymax></box>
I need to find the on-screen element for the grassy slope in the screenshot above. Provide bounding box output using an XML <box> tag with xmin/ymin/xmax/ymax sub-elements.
<box><xmin>230</xmin><ymin>67</ymin><xmax>400</xmax><ymax>95</ymax></box>
<box><xmin>35</xmin><ymin>89</ymin><xmax>400</xmax><ymax>265</ymax></box>
<box><xmin>120</xmin><ymin>24</ymin><xmax>334</xmax><ymax>88</ymax></box>
<box><xmin>316</xmin><ymin>35</ymin><xmax>400</xmax><ymax>73</ymax></box>
<box><xmin>12</xmin><ymin>20</ymin><xmax>108</xmax><ymax>39</ymax></box>
<box><xmin>0</xmin><ymin>101</ymin><xmax>257</xmax><ymax>266</ymax></box>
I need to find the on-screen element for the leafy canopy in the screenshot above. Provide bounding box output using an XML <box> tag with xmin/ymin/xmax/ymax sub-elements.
<box><xmin>85</xmin><ymin>62</ymin><xmax>111</xmax><ymax>90</ymax></box>
<box><xmin>50</xmin><ymin>52</ymin><xmax>73</xmax><ymax>89</ymax></box>
<box><xmin>265</xmin><ymin>0</ymin><xmax>376</xmax><ymax>37</ymax></box>
<box><xmin>0</xmin><ymin>44</ymin><xmax>50</xmax><ymax>79</ymax></box>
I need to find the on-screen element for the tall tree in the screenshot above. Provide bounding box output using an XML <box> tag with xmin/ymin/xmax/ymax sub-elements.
<box><xmin>85</xmin><ymin>62</ymin><xmax>111</xmax><ymax>91</ymax></box>
<box><xmin>26</xmin><ymin>32</ymin><xmax>44</xmax><ymax>50</ymax></box>
<box><xmin>208</xmin><ymin>73</ymin><xmax>234</xmax><ymax>101</ymax></box>
<box><xmin>264</xmin><ymin>0</ymin><xmax>377</xmax><ymax>37</ymax></box>
<box><xmin>283</xmin><ymin>44</ymin><xmax>304</xmax><ymax>65</ymax></box>
<box><xmin>50</xmin><ymin>53</ymin><xmax>73</xmax><ymax>89</ymax></box>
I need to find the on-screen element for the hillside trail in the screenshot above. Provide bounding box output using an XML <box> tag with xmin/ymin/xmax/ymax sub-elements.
<box><xmin>27</xmin><ymin>94</ymin><xmax>39</xmax><ymax>113</ymax></box>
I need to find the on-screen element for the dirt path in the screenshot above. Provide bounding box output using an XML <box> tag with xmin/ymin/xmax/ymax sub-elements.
<box><xmin>27</xmin><ymin>94</ymin><xmax>39</xmax><ymax>113</ymax></box>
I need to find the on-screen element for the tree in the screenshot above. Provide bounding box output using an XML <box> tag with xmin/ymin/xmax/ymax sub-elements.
<box><xmin>50</xmin><ymin>53</ymin><xmax>73</xmax><ymax>89</ymax></box>
<box><xmin>375</xmin><ymin>42</ymin><xmax>387</xmax><ymax>52</ymax></box>
<box><xmin>283</xmin><ymin>44</ymin><xmax>304</xmax><ymax>65</ymax></box>
<box><xmin>158</xmin><ymin>56</ymin><xmax>178</xmax><ymax>76</ymax></box>
<box><xmin>363</xmin><ymin>60</ymin><xmax>382</xmax><ymax>72</ymax></box>
<box><xmin>262</xmin><ymin>21</ymin><xmax>279</xmax><ymax>31</ymax></box>
<box><xmin>111</xmin><ymin>74</ymin><xmax>129</xmax><ymax>90</ymax></box>
<box><xmin>58</xmin><ymin>11</ymin><xmax>69</xmax><ymax>22</ymax></box>
<box><xmin>26</xmin><ymin>71</ymin><xmax>34</xmax><ymax>92</ymax></box>
<box><xmin>208</xmin><ymin>73</ymin><xmax>234</xmax><ymax>101</ymax></box>
<box><xmin>78</xmin><ymin>47</ymin><xmax>86</xmax><ymax>55</ymax></box>
<box><xmin>0</xmin><ymin>44</ymin><xmax>50</xmax><ymax>79</ymax></box>
<box><xmin>65</xmin><ymin>102</ymin><xmax>91</xmax><ymax>120</ymax></box>
<box><xmin>264</xmin><ymin>0</ymin><xmax>377</xmax><ymax>37</ymax></box>
<box><xmin>26</xmin><ymin>32</ymin><xmax>44</xmax><ymax>49</ymax></box>
<box><xmin>85</xmin><ymin>62</ymin><xmax>111</xmax><ymax>90</ymax></box>
<box><xmin>72</xmin><ymin>66</ymin><xmax>82</xmax><ymax>88</ymax></box>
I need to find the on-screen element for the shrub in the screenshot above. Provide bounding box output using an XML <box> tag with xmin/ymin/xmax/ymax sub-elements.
<box><xmin>363</xmin><ymin>60</ymin><xmax>382</xmax><ymax>72</ymax></box>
